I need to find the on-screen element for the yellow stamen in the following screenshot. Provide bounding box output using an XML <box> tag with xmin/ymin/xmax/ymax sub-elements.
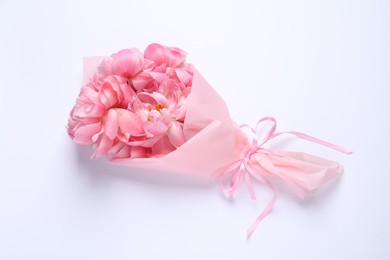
<box><xmin>155</xmin><ymin>103</ymin><xmax>165</xmax><ymax>111</ymax></box>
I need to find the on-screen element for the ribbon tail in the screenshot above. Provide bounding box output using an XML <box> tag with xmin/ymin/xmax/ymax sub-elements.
<box><xmin>219</xmin><ymin>117</ymin><xmax>351</xmax><ymax>238</ymax></box>
<box><xmin>245</xmin><ymin>165</ymin><xmax>277</xmax><ymax>238</ymax></box>
<box><xmin>243</xmin><ymin>166</ymin><xmax>256</xmax><ymax>200</ymax></box>
<box><xmin>246</xmin><ymin>192</ymin><xmax>276</xmax><ymax>238</ymax></box>
<box><xmin>219</xmin><ymin>160</ymin><xmax>243</xmax><ymax>197</ymax></box>
<box><xmin>272</xmin><ymin>131</ymin><xmax>353</xmax><ymax>154</ymax></box>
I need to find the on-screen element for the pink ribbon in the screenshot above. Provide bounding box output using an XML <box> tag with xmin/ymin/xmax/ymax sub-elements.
<box><xmin>220</xmin><ymin>117</ymin><xmax>352</xmax><ymax>238</ymax></box>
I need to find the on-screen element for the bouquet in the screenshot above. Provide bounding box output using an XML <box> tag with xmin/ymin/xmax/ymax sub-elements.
<box><xmin>67</xmin><ymin>43</ymin><xmax>351</xmax><ymax>237</ymax></box>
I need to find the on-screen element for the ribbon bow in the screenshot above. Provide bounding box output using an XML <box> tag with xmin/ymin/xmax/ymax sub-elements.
<box><xmin>220</xmin><ymin>117</ymin><xmax>352</xmax><ymax>238</ymax></box>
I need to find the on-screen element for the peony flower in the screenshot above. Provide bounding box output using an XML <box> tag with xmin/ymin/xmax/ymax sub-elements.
<box><xmin>67</xmin><ymin>82</ymin><xmax>105</xmax><ymax>145</ymax></box>
<box><xmin>98</xmin><ymin>75</ymin><xmax>128</xmax><ymax>109</ymax></box>
<box><xmin>133</xmin><ymin>91</ymin><xmax>185</xmax><ymax>149</ymax></box>
<box><xmin>157</xmin><ymin>79</ymin><xmax>190</xmax><ymax>121</ymax></box>
<box><xmin>144</xmin><ymin>43</ymin><xmax>193</xmax><ymax>87</ymax></box>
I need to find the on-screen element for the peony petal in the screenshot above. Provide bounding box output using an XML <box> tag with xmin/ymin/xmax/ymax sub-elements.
<box><xmin>99</xmin><ymin>83</ymin><xmax>117</xmax><ymax>108</ymax></box>
<box><xmin>173</xmin><ymin>68</ymin><xmax>192</xmax><ymax>85</ymax></box>
<box><xmin>153</xmin><ymin>64</ymin><xmax>167</xmax><ymax>73</ymax></box>
<box><xmin>72</xmin><ymin>122</ymin><xmax>102</xmax><ymax>145</ymax></box>
<box><xmin>116</xmin><ymin>108</ymin><xmax>145</xmax><ymax>136</ymax></box>
<box><xmin>143</xmin><ymin>58</ymin><xmax>155</xmax><ymax>70</ymax></box>
<box><xmin>166</xmin><ymin>46</ymin><xmax>187</xmax><ymax>67</ymax></box>
<box><xmin>149</xmin><ymin>71</ymin><xmax>169</xmax><ymax>83</ymax></box>
<box><xmin>107</xmin><ymin>139</ymin><xmax>123</xmax><ymax>154</ymax></box>
<box><xmin>119</xmin><ymin>82</ymin><xmax>137</xmax><ymax>107</ymax></box>
<box><xmin>131</xmin><ymin>72</ymin><xmax>155</xmax><ymax>92</ymax></box>
<box><xmin>107</xmin><ymin>140</ymin><xmax>131</xmax><ymax>160</ymax></box>
<box><xmin>167</xmin><ymin>121</ymin><xmax>185</xmax><ymax>148</ymax></box>
<box><xmin>112</xmin><ymin>49</ymin><xmax>144</xmax><ymax>78</ymax></box>
<box><xmin>160</xmin><ymin>108</ymin><xmax>173</xmax><ymax>126</ymax></box>
<box><xmin>144</xmin><ymin>43</ymin><xmax>166</xmax><ymax>66</ymax></box>
<box><xmin>137</xmin><ymin>92</ymin><xmax>157</xmax><ymax>107</ymax></box>
<box><xmin>144</xmin><ymin>120</ymin><xmax>168</xmax><ymax>137</ymax></box>
<box><xmin>130</xmin><ymin>146</ymin><xmax>147</xmax><ymax>158</ymax></box>
<box><xmin>104</xmin><ymin>109</ymin><xmax>119</xmax><ymax>140</ymax></box>
<box><xmin>150</xmin><ymin>92</ymin><xmax>169</xmax><ymax>107</ymax></box>
<box><xmin>127</xmin><ymin>135</ymin><xmax>162</xmax><ymax>147</ymax></box>
<box><xmin>72</xmin><ymin>103</ymin><xmax>105</xmax><ymax>118</ymax></box>
<box><xmin>80</xmin><ymin>84</ymin><xmax>101</xmax><ymax>104</ymax></box>
<box><xmin>94</xmin><ymin>134</ymin><xmax>114</xmax><ymax>157</ymax></box>
<box><xmin>116</xmin><ymin>144</ymin><xmax>131</xmax><ymax>158</ymax></box>
<box><xmin>144</xmin><ymin>43</ymin><xmax>187</xmax><ymax>67</ymax></box>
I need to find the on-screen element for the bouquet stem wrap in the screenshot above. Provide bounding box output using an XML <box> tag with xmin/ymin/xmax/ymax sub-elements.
<box><xmin>77</xmin><ymin>53</ymin><xmax>351</xmax><ymax>237</ymax></box>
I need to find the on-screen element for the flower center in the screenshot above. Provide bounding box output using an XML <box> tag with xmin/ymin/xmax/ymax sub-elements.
<box><xmin>155</xmin><ymin>103</ymin><xmax>165</xmax><ymax>111</ymax></box>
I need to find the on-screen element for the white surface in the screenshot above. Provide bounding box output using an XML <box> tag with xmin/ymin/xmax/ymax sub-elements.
<box><xmin>0</xmin><ymin>0</ymin><xmax>389</xmax><ymax>259</ymax></box>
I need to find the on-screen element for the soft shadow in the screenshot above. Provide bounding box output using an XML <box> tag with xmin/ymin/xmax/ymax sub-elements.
<box><xmin>74</xmin><ymin>145</ymin><xmax>216</xmax><ymax>190</ymax></box>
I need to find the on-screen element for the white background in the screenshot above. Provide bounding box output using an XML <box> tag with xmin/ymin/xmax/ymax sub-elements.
<box><xmin>0</xmin><ymin>0</ymin><xmax>389</xmax><ymax>259</ymax></box>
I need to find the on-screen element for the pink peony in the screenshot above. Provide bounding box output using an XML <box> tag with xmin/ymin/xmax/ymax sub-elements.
<box><xmin>67</xmin><ymin>43</ymin><xmax>193</xmax><ymax>159</ymax></box>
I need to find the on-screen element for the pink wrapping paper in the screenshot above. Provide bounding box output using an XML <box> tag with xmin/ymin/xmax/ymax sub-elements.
<box><xmin>250</xmin><ymin>149</ymin><xmax>344</xmax><ymax>199</ymax></box>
